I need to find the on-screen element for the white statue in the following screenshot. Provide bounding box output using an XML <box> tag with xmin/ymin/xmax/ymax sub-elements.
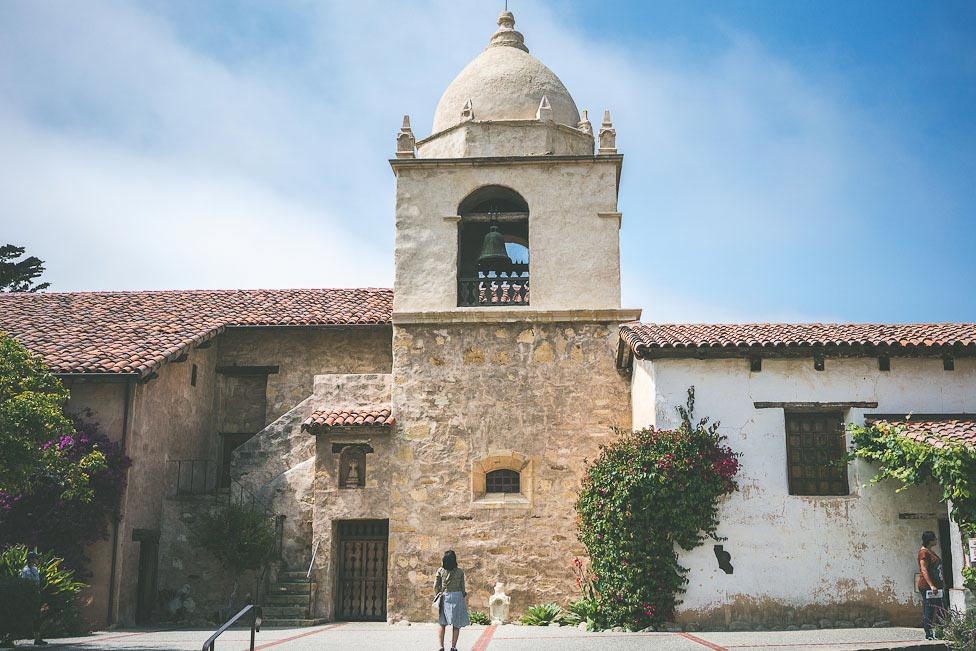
<box><xmin>488</xmin><ymin>582</ymin><xmax>510</xmax><ymax>625</ymax></box>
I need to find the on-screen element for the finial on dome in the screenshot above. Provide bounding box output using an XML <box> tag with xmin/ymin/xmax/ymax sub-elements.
<box><xmin>396</xmin><ymin>114</ymin><xmax>416</xmax><ymax>159</ymax></box>
<box><xmin>488</xmin><ymin>10</ymin><xmax>529</xmax><ymax>53</ymax></box>
<box><xmin>598</xmin><ymin>109</ymin><xmax>617</xmax><ymax>155</ymax></box>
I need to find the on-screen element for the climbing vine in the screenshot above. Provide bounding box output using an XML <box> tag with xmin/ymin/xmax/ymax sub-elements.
<box><xmin>848</xmin><ymin>422</ymin><xmax>976</xmax><ymax>592</ymax></box>
<box><xmin>575</xmin><ymin>388</ymin><xmax>740</xmax><ymax>630</ymax></box>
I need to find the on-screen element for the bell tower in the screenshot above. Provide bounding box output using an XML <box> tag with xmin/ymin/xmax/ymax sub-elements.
<box><xmin>385</xmin><ymin>11</ymin><xmax>639</xmax><ymax>623</ymax></box>
<box><xmin>390</xmin><ymin>10</ymin><xmax>637</xmax><ymax>321</ymax></box>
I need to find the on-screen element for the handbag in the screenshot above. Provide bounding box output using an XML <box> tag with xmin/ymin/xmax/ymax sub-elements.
<box><xmin>432</xmin><ymin>592</ymin><xmax>443</xmax><ymax>611</ymax></box>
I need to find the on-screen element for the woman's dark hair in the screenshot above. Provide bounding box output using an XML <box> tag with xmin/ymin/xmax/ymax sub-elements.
<box><xmin>442</xmin><ymin>550</ymin><xmax>458</xmax><ymax>571</ymax></box>
<box><xmin>922</xmin><ymin>531</ymin><xmax>937</xmax><ymax>546</ymax></box>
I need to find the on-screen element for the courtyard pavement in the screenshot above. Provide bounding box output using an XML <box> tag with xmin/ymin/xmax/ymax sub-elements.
<box><xmin>9</xmin><ymin>623</ymin><xmax>946</xmax><ymax>651</ymax></box>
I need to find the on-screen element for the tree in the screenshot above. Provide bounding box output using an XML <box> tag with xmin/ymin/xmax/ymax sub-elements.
<box><xmin>0</xmin><ymin>334</ymin><xmax>105</xmax><ymax>501</ymax></box>
<box><xmin>0</xmin><ymin>416</ymin><xmax>130</xmax><ymax>576</ymax></box>
<box><xmin>0</xmin><ymin>245</ymin><xmax>50</xmax><ymax>292</ymax></box>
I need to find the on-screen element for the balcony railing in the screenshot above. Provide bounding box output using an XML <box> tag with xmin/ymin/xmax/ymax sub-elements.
<box><xmin>458</xmin><ymin>265</ymin><xmax>529</xmax><ymax>307</ymax></box>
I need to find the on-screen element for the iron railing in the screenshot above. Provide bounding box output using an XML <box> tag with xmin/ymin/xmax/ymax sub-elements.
<box><xmin>458</xmin><ymin>265</ymin><xmax>529</xmax><ymax>307</ymax></box>
<box><xmin>202</xmin><ymin>604</ymin><xmax>261</xmax><ymax>651</ymax></box>
<box><xmin>306</xmin><ymin>538</ymin><xmax>321</xmax><ymax>619</ymax></box>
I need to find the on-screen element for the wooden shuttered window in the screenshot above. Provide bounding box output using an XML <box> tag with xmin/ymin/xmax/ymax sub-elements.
<box><xmin>785</xmin><ymin>411</ymin><xmax>850</xmax><ymax>496</ymax></box>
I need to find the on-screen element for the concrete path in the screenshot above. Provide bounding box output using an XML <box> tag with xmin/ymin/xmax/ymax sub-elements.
<box><xmin>10</xmin><ymin>623</ymin><xmax>945</xmax><ymax>651</ymax></box>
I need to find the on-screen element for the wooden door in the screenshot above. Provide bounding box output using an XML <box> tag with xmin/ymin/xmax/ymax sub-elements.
<box><xmin>335</xmin><ymin>520</ymin><xmax>389</xmax><ymax>621</ymax></box>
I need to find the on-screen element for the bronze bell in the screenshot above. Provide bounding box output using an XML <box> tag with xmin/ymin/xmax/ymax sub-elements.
<box><xmin>477</xmin><ymin>226</ymin><xmax>512</xmax><ymax>268</ymax></box>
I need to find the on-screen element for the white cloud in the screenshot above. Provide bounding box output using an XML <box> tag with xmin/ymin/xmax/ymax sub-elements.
<box><xmin>0</xmin><ymin>1</ymin><xmax>949</xmax><ymax>320</ymax></box>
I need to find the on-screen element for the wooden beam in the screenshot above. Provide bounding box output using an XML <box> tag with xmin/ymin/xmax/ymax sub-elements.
<box><xmin>754</xmin><ymin>401</ymin><xmax>879</xmax><ymax>410</ymax></box>
<box><xmin>215</xmin><ymin>365</ymin><xmax>280</xmax><ymax>376</ymax></box>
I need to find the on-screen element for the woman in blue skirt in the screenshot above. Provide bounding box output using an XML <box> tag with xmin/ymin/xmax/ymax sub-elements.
<box><xmin>434</xmin><ymin>550</ymin><xmax>470</xmax><ymax>651</ymax></box>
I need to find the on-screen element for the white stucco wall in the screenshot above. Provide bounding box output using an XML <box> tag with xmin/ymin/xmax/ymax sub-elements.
<box><xmin>632</xmin><ymin>355</ymin><xmax>976</xmax><ymax>626</ymax></box>
<box><xmin>392</xmin><ymin>157</ymin><xmax>622</xmax><ymax>314</ymax></box>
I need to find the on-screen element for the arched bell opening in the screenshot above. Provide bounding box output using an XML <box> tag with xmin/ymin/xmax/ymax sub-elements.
<box><xmin>457</xmin><ymin>185</ymin><xmax>530</xmax><ymax>307</ymax></box>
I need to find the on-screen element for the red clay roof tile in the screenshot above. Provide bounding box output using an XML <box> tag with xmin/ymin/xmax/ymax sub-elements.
<box><xmin>866</xmin><ymin>418</ymin><xmax>976</xmax><ymax>449</ymax></box>
<box><xmin>620</xmin><ymin>323</ymin><xmax>976</xmax><ymax>358</ymax></box>
<box><xmin>302</xmin><ymin>408</ymin><xmax>394</xmax><ymax>433</ymax></box>
<box><xmin>0</xmin><ymin>288</ymin><xmax>392</xmax><ymax>377</ymax></box>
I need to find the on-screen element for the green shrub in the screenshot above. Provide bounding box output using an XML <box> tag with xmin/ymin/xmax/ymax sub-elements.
<box><xmin>469</xmin><ymin>610</ymin><xmax>491</xmax><ymax>625</ymax></box>
<box><xmin>562</xmin><ymin>598</ymin><xmax>599</xmax><ymax>629</ymax></box>
<box><xmin>520</xmin><ymin>603</ymin><xmax>563</xmax><ymax>626</ymax></box>
<box><xmin>0</xmin><ymin>574</ymin><xmax>40</xmax><ymax>643</ymax></box>
<box><xmin>190</xmin><ymin>503</ymin><xmax>276</xmax><ymax>574</ymax></box>
<box><xmin>575</xmin><ymin>388</ymin><xmax>740</xmax><ymax>631</ymax></box>
<box><xmin>934</xmin><ymin>607</ymin><xmax>976</xmax><ymax>650</ymax></box>
<box><xmin>0</xmin><ymin>545</ymin><xmax>86</xmax><ymax>637</ymax></box>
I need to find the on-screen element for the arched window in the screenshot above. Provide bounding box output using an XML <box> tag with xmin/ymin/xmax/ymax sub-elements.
<box><xmin>457</xmin><ymin>186</ymin><xmax>529</xmax><ymax>307</ymax></box>
<box><xmin>471</xmin><ymin>451</ymin><xmax>534</xmax><ymax>509</ymax></box>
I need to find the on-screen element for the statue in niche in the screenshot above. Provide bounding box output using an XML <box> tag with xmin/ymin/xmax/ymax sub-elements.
<box><xmin>488</xmin><ymin>582</ymin><xmax>510</xmax><ymax>624</ymax></box>
<box><xmin>339</xmin><ymin>448</ymin><xmax>366</xmax><ymax>488</ymax></box>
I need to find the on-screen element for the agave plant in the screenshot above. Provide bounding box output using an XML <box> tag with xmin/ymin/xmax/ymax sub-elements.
<box><xmin>520</xmin><ymin>603</ymin><xmax>564</xmax><ymax>626</ymax></box>
<box><xmin>0</xmin><ymin>545</ymin><xmax>87</xmax><ymax>636</ymax></box>
<box><xmin>469</xmin><ymin>610</ymin><xmax>491</xmax><ymax>625</ymax></box>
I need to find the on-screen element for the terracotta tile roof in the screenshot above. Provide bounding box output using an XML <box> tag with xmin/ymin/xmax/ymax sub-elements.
<box><xmin>620</xmin><ymin>323</ymin><xmax>976</xmax><ymax>358</ymax></box>
<box><xmin>302</xmin><ymin>408</ymin><xmax>394</xmax><ymax>432</ymax></box>
<box><xmin>0</xmin><ymin>289</ymin><xmax>393</xmax><ymax>377</ymax></box>
<box><xmin>866</xmin><ymin>417</ymin><xmax>976</xmax><ymax>449</ymax></box>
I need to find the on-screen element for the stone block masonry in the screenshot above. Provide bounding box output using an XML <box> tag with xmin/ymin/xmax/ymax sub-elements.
<box><xmin>384</xmin><ymin>320</ymin><xmax>631</xmax><ymax>623</ymax></box>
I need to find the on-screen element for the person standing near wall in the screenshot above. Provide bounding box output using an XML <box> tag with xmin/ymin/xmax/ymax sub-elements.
<box><xmin>917</xmin><ymin>530</ymin><xmax>944</xmax><ymax>640</ymax></box>
<box><xmin>433</xmin><ymin>550</ymin><xmax>470</xmax><ymax>651</ymax></box>
<box><xmin>20</xmin><ymin>552</ymin><xmax>48</xmax><ymax>646</ymax></box>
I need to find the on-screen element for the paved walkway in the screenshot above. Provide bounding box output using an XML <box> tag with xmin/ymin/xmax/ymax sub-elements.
<box><xmin>9</xmin><ymin>623</ymin><xmax>945</xmax><ymax>651</ymax></box>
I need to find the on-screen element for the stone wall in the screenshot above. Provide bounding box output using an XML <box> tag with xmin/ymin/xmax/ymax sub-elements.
<box><xmin>156</xmin><ymin>496</ymin><xmax>258</xmax><ymax>626</ymax></box>
<box><xmin>216</xmin><ymin>326</ymin><xmax>393</xmax><ymax>424</ymax></box>
<box><xmin>378</xmin><ymin>320</ymin><xmax>630</xmax><ymax>623</ymax></box>
<box><xmin>231</xmin><ymin>370</ymin><xmax>395</xmax><ymax>573</ymax></box>
<box><xmin>633</xmin><ymin>355</ymin><xmax>976</xmax><ymax>628</ymax></box>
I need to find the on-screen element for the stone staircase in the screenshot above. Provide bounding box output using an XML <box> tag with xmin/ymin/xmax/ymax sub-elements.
<box><xmin>262</xmin><ymin>570</ymin><xmax>326</xmax><ymax>627</ymax></box>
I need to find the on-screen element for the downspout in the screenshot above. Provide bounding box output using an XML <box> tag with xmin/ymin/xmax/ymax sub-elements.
<box><xmin>106</xmin><ymin>378</ymin><xmax>134</xmax><ymax>626</ymax></box>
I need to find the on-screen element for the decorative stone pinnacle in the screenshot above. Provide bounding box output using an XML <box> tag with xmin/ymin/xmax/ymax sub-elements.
<box><xmin>461</xmin><ymin>99</ymin><xmax>475</xmax><ymax>121</ymax></box>
<box><xmin>488</xmin><ymin>10</ymin><xmax>529</xmax><ymax>52</ymax></box>
<box><xmin>578</xmin><ymin>109</ymin><xmax>593</xmax><ymax>136</ymax></box>
<box><xmin>598</xmin><ymin>109</ymin><xmax>617</xmax><ymax>155</ymax></box>
<box><xmin>396</xmin><ymin>114</ymin><xmax>416</xmax><ymax>159</ymax></box>
<box><xmin>536</xmin><ymin>95</ymin><xmax>554</xmax><ymax>122</ymax></box>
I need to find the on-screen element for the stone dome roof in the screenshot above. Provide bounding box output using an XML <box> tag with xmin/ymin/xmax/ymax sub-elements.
<box><xmin>431</xmin><ymin>11</ymin><xmax>580</xmax><ymax>135</ymax></box>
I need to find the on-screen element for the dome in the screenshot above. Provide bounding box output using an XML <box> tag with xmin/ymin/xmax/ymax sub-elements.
<box><xmin>431</xmin><ymin>11</ymin><xmax>580</xmax><ymax>135</ymax></box>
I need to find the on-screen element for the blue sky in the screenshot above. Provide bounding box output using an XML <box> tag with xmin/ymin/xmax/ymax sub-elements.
<box><xmin>0</xmin><ymin>1</ymin><xmax>973</xmax><ymax>323</ymax></box>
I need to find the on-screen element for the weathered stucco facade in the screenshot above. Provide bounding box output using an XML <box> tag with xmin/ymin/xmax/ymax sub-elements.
<box><xmin>65</xmin><ymin>343</ymin><xmax>218</xmax><ymax>627</ymax></box>
<box><xmin>633</xmin><ymin>355</ymin><xmax>976</xmax><ymax>627</ymax></box>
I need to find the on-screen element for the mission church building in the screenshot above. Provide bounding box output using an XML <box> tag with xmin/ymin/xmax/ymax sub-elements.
<box><xmin>1</xmin><ymin>10</ymin><xmax>973</xmax><ymax>630</ymax></box>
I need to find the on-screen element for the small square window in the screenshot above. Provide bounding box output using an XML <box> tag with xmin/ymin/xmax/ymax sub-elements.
<box><xmin>785</xmin><ymin>411</ymin><xmax>849</xmax><ymax>496</ymax></box>
<box><xmin>485</xmin><ymin>469</ymin><xmax>520</xmax><ymax>494</ymax></box>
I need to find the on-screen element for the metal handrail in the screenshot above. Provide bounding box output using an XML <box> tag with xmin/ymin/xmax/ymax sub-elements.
<box><xmin>202</xmin><ymin>604</ymin><xmax>262</xmax><ymax>651</ymax></box>
<box><xmin>306</xmin><ymin>538</ymin><xmax>322</xmax><ymax>619</ymax></box>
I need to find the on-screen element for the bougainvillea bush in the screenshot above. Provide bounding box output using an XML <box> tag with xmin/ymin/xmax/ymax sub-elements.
<box><xmin>0</xmin><ymin>415</ymin><xmax>130</xmax><ymax>576</ymax></box>
<box><xmin>575</xmin><ymin>388</ymin><xmax>740</xmax><ymax>631</ymax></box>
